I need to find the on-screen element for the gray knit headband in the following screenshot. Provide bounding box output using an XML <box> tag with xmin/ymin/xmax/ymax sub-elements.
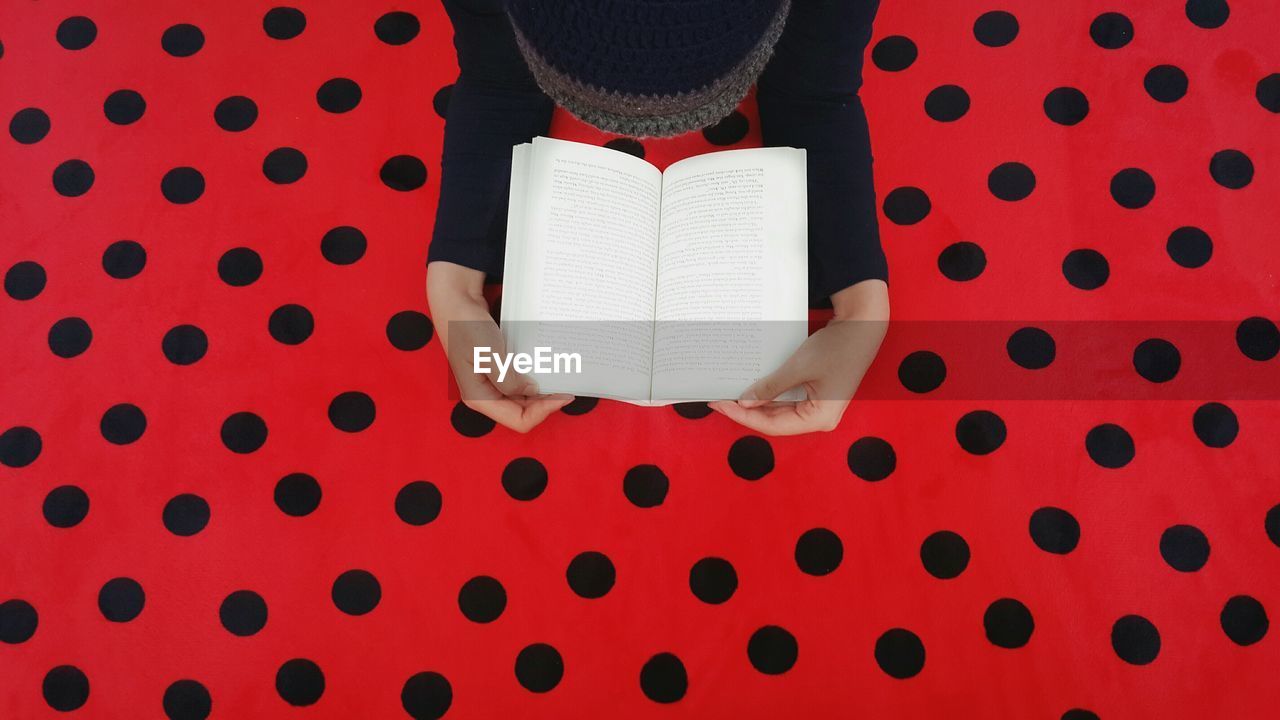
<box><xmin>510</xmin><ymin>1</ymin><xmax>792</xmax><ymax>139</ymax></box>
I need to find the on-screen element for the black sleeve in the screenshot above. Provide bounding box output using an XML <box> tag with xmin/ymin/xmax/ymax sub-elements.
<box><xmin>426</xmin><ymin>0</ymin><xmax>554</xmax><ymax>279</ymax></box>
<box><xmin>756</xmin><ymin>0</ymin><xmax>888</xmax><ymax>303</ymax></box>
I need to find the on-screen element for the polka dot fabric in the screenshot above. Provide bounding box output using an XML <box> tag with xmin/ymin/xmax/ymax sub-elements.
<box><xmin>2</xmin><ymin>2</ymin><xmax>1279</xmax><ymax>718</ymax></box>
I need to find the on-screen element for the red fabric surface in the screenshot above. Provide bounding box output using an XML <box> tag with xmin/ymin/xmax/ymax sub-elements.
<box><xmin>2</xmin><ymin>1</ymin><xmax>1279</xmax><ymax>718</ymax></box>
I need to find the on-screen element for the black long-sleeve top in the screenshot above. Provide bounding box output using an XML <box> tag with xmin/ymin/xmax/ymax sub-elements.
<box><xmin>428</xmin><ymin>0</ymin><xmax>887</xmax><ymax>303</ymax></box>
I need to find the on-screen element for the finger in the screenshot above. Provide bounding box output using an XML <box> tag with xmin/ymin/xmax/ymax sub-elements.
<box><xmin>492</xmin><ymin>367</ymin><xmax>540</xmax><ymax>398</ymax></box>
<box><xmin>740</xmin><ymin>358</ymin><xmax>810</xmax><ymax>408</ymax></box>
<box><xmin>711</xmin><ymin>400</ymin><xmax>838</xmax><ymax>436</ymax></box>
<box><xmin>467</xmin><ymin>393</ymin><xmax>574</xmax><ymax>433</ymax></box>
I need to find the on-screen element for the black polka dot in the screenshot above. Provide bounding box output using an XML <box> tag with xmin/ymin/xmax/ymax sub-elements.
<box><xmin>605</xmin><ymin>137</ymin><xmax>646</xmax><ymax>158</ymax></box>
<box><xmin>0</xmin><ymin>599</ymin><xmax>38</xmax><ymax>644</ymax></box>
<box><xmin>10</xmin><ymin>107</ymin><xmax>51</xmax><ymax>143</ymax></box>
<box><xmin>748</xmin><ymin>625</ymin><xmax>798</xmax><ymax>675</ymax></box>
<box><xmin>882</xmin><ymin>186</ymin><xmax>931</xmax><ymax>225</ymax></box>
<box><xmin>1221</xmin><ymin>595</ymin><xmax>1268</xmax><ymax>646</ymax></box>
<box><xmin>269</xmin><ymin>304</ymin><xmax>314</xmax><ymax>345</ymax></box>
<box><xmin>1063</xmin><ymin>710</ymin><xmax>1101</xmax><ymax>720</ymax></box>
<box><xmin>1258</xmin><ymin>74</ymin><xmax>1280</xmax><ymax>113</ymax></box>
<box><xmin>795</xmin><ymin>528</ymin><xmax>842</xmax><ymax>576</ymax></box>
<box><xmin>43</xmin><ymin>665</ymin><xmax>90</xmax><ymax>712</ymax></box>
<box><xmin>898</xmin><ymin>350</ymin><xmax>946</xmax><ymax>393</ymax></box>
<box><xmin>924</xmin><ymin>85</ymin><xmax>970</xmax><ymax>122</ymax></box>
<box><xmin>275</xmin><ymin>473</ymin><xmax>321</xmax><ymax>517</ymax></box>
<box><xmin>214</xmin><ymin>96</ymin><xmax>258</xmax><ymax>132</ymax></box>
<box><xmin>874</xmin><ymin>628</ymin><xmax>925</xmax><ymax>679</ymax></box>
<box><xmin>984</xmin><ymin>598</ymin><xmax>1035</xmax><ymax>648</ymax></box>
<box><xmin>48</xmin><ymin>316</ymin><xmax>92</xmax><ymax>358</ymax></box>
<box><xmin>702</xmin><ymin>110</ymin><xmax>749</xmax><ymax>146</ymax></box>
<box><xmin>1133</xmin><ymin>338</ymin><xmax>1180</xmax><ymax>383</ymax></box>
<box><xmin>988</xmin><ymin>162</ymin><xmax>1036</xmax><ymax>201</ymax></box>
<box><xmin>1186</xmin><ymin>0</ymin><xmax>1230</xmax><ymax>28</ymax></box>
<box><xmin>1090</xmin><ymin>12</ymin><xmax>1133</xmax><ymax>49</ymax></box>
<box><xmin>502</xmin><ymin>458</ymin><xmax>546</xmax><ymax>501</ymax></box>
<box><xmin>328</xmin><ymin>391</ymin><xmax>375</xmax><ymax>433</ymax></box>
<box><xmin>672</xmin><ymin>402</ymin><xmax>711</xmax><ymax>419</ymax></box>
<box><xmin>263</xmin><ymin>147</ymin><xmax>307</xmax><ymax>184</ymax></box>
<box><xmin>689</xmin><ymin>557</ymin><xmax>737</xmax><ymax>604</ymax></box>
<box><xmin>1210</xmin><ymin>149</ymin><xmax>1253</xmax><ymax>189</ymax></box>
<box><xmin>920</xmin><ymin>530</ymin><xmax>969</xmax><ymax>579</ymax></box>
<box><xmin>955</xmin><ymin>410</ymin><xmax>1007</xmax><ymax>455</ymax></box>
<box><xmin>847</xmin><ymin>436</ymin><xmax>896</xmax><ymax>482</ymax></box>
<box><xmin>727</xmin><ymin>435</ymin><xmax>774</xmax><ymax>480</ymax></box>
<box><xmin>380</xmin><ymin>155</ymin><xmax>427</xmax><ymax>191</ymax></box>
<box><xmin>161</xmin><ymin>24</ymin><xmax>204</xmax><ymax>57</ymax></box>
<box><xmin>451</xmin><ymin>401</ymin><xmax>495</xmax><ymax>437</ymax></box>
<box><xmin>5</xmin><ymin>260</ymin><xmax>46</xmax><ymax>300</ymax></box>
<box><xmin>937</xmin><ymin>241</ymin><xmax>986</xmax><ymax>281</ymax></box>
<box><xmin>1160</xmin><ymin>524</ymin><xmax>1209</xmax><ymax>572</ymax></box>
<box><xmin>1062</xmin><ymin>249</ymin><xmax>1109</xmax><ymax>290</ymax></box>
<box><xmin>566</xmin><ymin>551</ymin><xmax>615</xmax><ymax>599</ymax></box>
<box><xmin>458</xmin><ymin>575</ymin><xmax>506</xmax><ymax>623</ymax></box>
<box><xmin>1044</xmin><ymin>87</ymin><xmax>1089</xmax><ymax>126</ymax></box>
<box><xmin>1112</xmin><ymin>615</ymin><xmax>1161</xmax><ymax>664</ymax></box>
<box><xmin>0</xmin><ymin>426</ymin><xmax>42</xmax><ymax>468</ymax></box>
<box><xmin>321</xmin><ymin>226</ymin><xmax>366</xmax><ymax>265</ymax></box>
<box><xmin>218</xmin><ymin>247</ymin><xmax>262</xmax><ymax>286</ymax></box>
<box><xmin>332</xmin><ymin>569</ymin><xmax>381</xmax><ymax>615</ymax></box>
<box><xmin>316</xmin><ymin>78</ymin><xmax>361</xmax><ymax>113</ymax></box>
<box><xmin>1236</xmin><ymin>317</ymin><xmax>1279</xmax><ymax>361</ymax></box>
<box><xmin>515</xmin><ymin>643</ymin><xmax>563</xmax><ymax>693</ymax></box>
<box><xmin>53</xmin><ymin>159</ymin><xmax>94</xmax><ymax>197</ymax></box>
<box><xmin>163</xmin><ymin>679</ymin><xmax>211</xmax><ymax>720</ymax></box>
<box><xmin>220</xmin><ymin>590</ymin><xmax>268</xmax><ymax>636</ymax></box>
<box><xmin>872</xmin><ymin>35</ymin><xmax>917</xmax><ymax>72</ymax></box>
<box><xmin>163</xmin><ymin>493</ymin><xmax>210</xmax><ymax>536</ymax></box>
<box><xmin>102</xmin><ymin>239</ymin><xmax>146</xmax><ymax>279</ymax></box>
<box><xmin>56</xmin><ymin>16</ymin><xmax>97</xmax><ymax>50</ymax></box>
<box><xmin>639</xmin><ymin>653</ymin><xmax>687</xmax><ymax>703</ymax></box>
<box><xmin>376</xmin><ymin>11</ymin><xmax>421</xmax><ymax>46</ymax></box>
<box><xmin>100</xmin><ymin>403</ymin><xmax>146</xmax><ymax>445</ymax></box>
<box><xmin>275</xmin><ymin>659</ymin><xmax>324</xmax><ymax>706</ymax></box>
<box><xmin>395</xmin><ymin>481</ymin><xmax>442</xmax><ymax>525</ymax></box>
<box><xmin>43</xmin><ymin>485</ymin><xmax>89</xmax><ymax>528</ymax></box>
<box><xmin>432</xmin><ymin>84</ymin><xmax>453</xmax><ymax>118</ymax></box>
<box><xmin>1193</xmin><ymin>402</ymin><xmax>1238</xmax><ymax>448</ymax></box>
<box><xmin>99</xmin><ymin>576</ymin><xmax>145</xmax><ymax>622</ymax></box>
<box><xmin>1144</xmin><ymin>65</ymin><xmax>1188</xmax><ymax>103</ymax></box>
<box><xmin>263</xmin><ymin>7</ymin><xmax>306</xmax><ymax>40</ymax></box>
<box><xmin>220</xmin><ymin>411</ymin><xmax>268</xmax><ymax>453</ymax></box>
<box><xmin>401</xmin><ymin>672</ymin><xmax>452</xmax><ymax>719</ymax></box>
<box><xmin>560</xmin><ymin>396</ymin><xmax>598</xmax><ymax>416</ymax></box>
<box><xmin>1007</xmin><ymin>327</ymin><xmax>1055</xmax><ymax>369</ymax></box>
<box><xmin>162</xmin><ymin>325</ymin><xmax>208</xmax><ymax>365</ymax></box>
<box><xmin>1267</xmin><ymin>504</ymin><xmax>1280</xmax><ymax>549</ymax></box>
<box><xmin>624</xmin><ymin>464</ymin><xmax>668</xmax><ymax>507</ymax></box>
<box><xmin>1166</xmin><ymin>226</ymin><xmax>1212</xmax><ymax>268</ymax></box>
<box><xmin>973</xmin><ymin>11</ymin><xmax>1019</xmax><ymax>47</ymax></box>
<box><xmin>1029</xmin><ymin>507</ymin><xmax>1080</xmax><ymax>554</ymax></box>
<box><xmin>161</xmin><ymin>166</ymin><xmax>205</xmax><ymax>204</ymax></box>
<box><xmin>386</xmin><ymin>311</ymin><xmax>433</xmax><ymax>351</ymax></box>
<box><xmin>1086</xmin><ymin>423</ymin><xmax>1135</xmax><ymax>469</ymax></box>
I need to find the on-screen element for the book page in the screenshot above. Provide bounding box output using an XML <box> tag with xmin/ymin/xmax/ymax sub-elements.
<box><xmin>650</xmin><ymin>147</ymin><xmax>808</xmax><ymax>402</ymax></box>
<box><xmin>501</xmin><ymin>137</ymin><xmax>662</xmax><ymax>402</ymax></box>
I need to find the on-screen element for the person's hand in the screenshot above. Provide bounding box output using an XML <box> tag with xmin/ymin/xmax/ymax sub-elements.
<box><xmin>427</xmin><ymin>261</ymin><xmax>574</xmax><ymax>432</ymax></box>
<box><xmin>710</xmin><ymin>279</ymin><xmax>888</xmax><ymax>436</ymax></box>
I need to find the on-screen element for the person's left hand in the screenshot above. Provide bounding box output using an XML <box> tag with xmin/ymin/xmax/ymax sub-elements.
<box><xmin>709</xmin><ymin>279</ymin><xmax>888</xmax><ymax>435</ymax></box>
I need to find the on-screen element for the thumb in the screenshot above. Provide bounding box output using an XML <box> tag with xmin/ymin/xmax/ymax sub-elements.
<box><xmin>740</xmin><ymin>356</ymin><xmax>808</xmax><ymax>408</ymax></box>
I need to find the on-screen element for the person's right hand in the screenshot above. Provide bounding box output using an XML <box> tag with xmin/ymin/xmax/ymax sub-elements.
<box><xmin>427</xmin><ymin>261</ymin><xmax>574</xmax><ymax>433</ymax></box>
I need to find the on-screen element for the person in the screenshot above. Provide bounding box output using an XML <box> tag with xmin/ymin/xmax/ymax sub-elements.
<box><xmin>427</xmin><ymin>0</ymin><xmax>890</xmax><ymax>435</ymax></box>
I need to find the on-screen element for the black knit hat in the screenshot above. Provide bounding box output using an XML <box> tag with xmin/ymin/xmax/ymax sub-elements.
<box><xmin>506</xmin><ymin>0</ymin><xmax>791</xmax><ymax>138</ymax></box>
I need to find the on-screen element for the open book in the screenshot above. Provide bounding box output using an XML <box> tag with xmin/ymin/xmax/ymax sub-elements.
<box><xmin>500</xmin><ymin>136</ymin><xmax>808</xmax><ymax>405</ymax></box>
